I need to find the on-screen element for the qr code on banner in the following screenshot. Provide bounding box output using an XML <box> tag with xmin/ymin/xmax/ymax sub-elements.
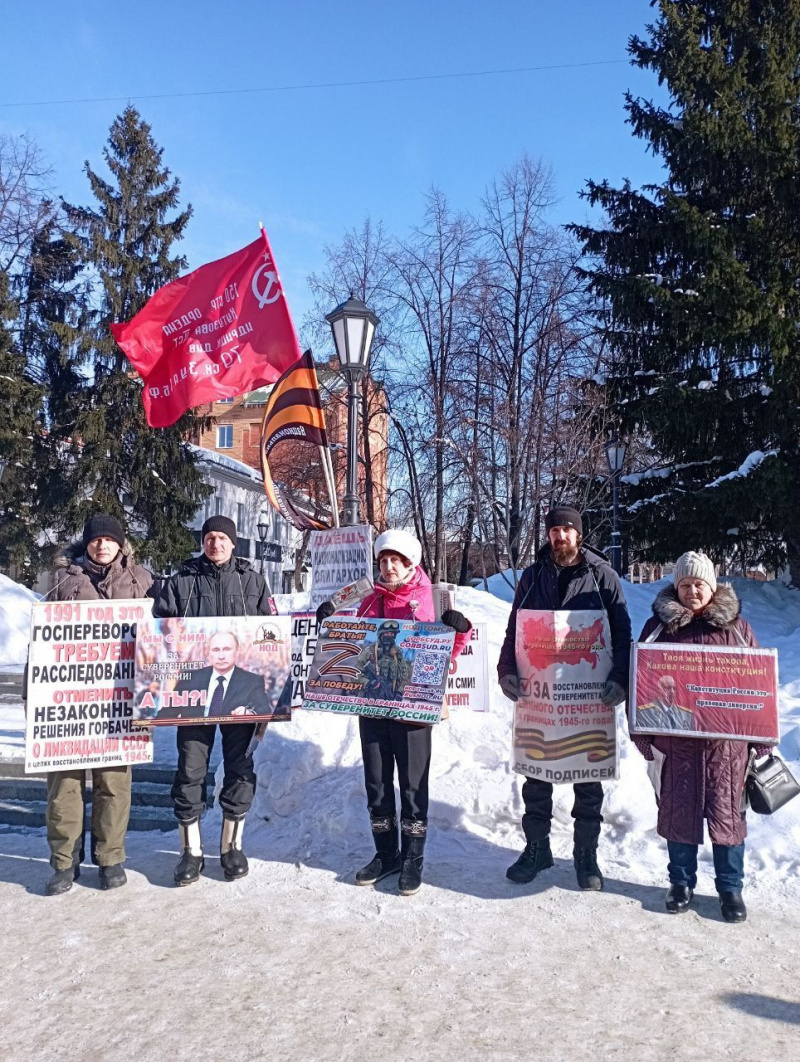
<box><xmin>411</xmin><ymin>650</ymin><xmax>448</xmax><ymax>687</ymax></box>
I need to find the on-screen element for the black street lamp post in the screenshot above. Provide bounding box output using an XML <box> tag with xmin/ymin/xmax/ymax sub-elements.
<box><xmin>256</xmin><ymin>510</ymin><xmax>269</xmax><ymax>576</ymax></box>
<box><xmin>325</xmin><ymin>294</ymin><xmax>380</xmax><ymax>527</ymax></box>
<box><xmin>605</xmin><ymin>437</ymin><xmax>627</xmax><ymax>577</ymax></box>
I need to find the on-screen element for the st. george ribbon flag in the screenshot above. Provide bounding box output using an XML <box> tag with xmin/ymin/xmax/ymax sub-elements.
<box><xmin>111</xmin><ymin>229</ymin><xmax>303</xmax><ymax>427</ymax></box>
<box><xmin>260</xmin><ymin>350</ymin><xmax>338</xmax><ymax>531</ymax></box>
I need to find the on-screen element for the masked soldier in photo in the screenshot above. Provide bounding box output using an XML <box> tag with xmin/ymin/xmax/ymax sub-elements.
<box><xmin>356</xmin><ymin>621</ymin><xmax>413</xmax><ymax>701</ymax></box>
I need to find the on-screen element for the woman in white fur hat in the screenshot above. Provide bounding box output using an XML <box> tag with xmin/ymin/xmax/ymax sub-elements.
<box><xmin>317</xmin><ymin>529</ymin><xmax>472</xmax><ymax>895</ymax></box>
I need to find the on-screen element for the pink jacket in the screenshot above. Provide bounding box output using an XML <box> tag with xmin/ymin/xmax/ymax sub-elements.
<box><xmin>357</xmin><ymin>567</ymin><xmax>472</xmax><ymax>660</ymax></box>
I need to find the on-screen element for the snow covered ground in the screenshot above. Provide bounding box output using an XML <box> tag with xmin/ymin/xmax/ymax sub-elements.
<box><xmin>1</xmin><ymin>575</ymin><xmax>799</xmax><ymax>1060</ymax></box>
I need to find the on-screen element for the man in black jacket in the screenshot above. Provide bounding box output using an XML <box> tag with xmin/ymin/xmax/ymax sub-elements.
<box><xmin>497</xmin><ymin>505</ymin><xmax>632</xmax><ymax>891</ymax></box>
<box><xmin>150</xmin><ymin>516</ymin><xmax>273</xmax><ymax>886</ymax></box>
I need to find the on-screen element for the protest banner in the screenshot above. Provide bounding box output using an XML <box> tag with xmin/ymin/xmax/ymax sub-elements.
<box><xmin>512</xmin><ymin>609</ymin><xmax>618</xmax><ymax>784</ymax></box>
<box><xmin>444</xmin><ymin>623</ymin><xmax>489</xmax><ymax>712</ymax></box>
<box><xmin>630</xmin><ymin>642</ymin><xmax>779</xmax><ymax>742</ymax></box>
<box><xmin>132</xmin><ymin>615</ymin><xmax>292</xmax><ymax>726</ymax></box>
<box><xmin>25</xmin><ymin>599</ymin><xmax>153</xmax><ymax>773</ymax></box>
<box><xmin>302</xmin><ymin>615</ymin><xmax>455</xmax><ymax>724</ymax></box>
<box><xmin>289</xmin><ymin>612</ymin><xmax>319</xmax><ymax>709</ymax></box>
<box><xmin>310</xmin><ymin>524</ymin><xmax>373</xmax><ymax>608</ymax></box>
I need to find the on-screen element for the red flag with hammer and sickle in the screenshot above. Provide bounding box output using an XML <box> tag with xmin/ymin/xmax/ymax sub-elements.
<box><xmin>111</xmin><ymin>229</ymin><xmax>303</xmax><ymax>427</ymax></box>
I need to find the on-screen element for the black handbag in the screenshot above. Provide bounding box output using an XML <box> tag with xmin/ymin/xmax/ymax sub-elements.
<box><xmin>746</xmin><ymin>753</ymin><xmax>800</xmax><ymax>815</ymax></box>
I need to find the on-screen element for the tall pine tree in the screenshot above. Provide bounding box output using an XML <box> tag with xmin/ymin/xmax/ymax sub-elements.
<box><xmin>0</xmin><ymin>268</ymin><xmax>44</xmax><ymax>573</ymax></box>
<box><xmin>571</xmin><ymin>1</ymin><xmax>800</xmax><ymax>582</ymax></box>
<box><xmin>61</xmin><ymin>106</ymin><xmax>209</xmax><ymax>570</ymax></box>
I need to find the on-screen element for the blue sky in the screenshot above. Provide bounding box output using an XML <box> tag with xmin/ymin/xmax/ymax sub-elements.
<box><xmin>1</xmin><ymin>1</ymin><xmax>667</xmax><ymax>329</ymax></box>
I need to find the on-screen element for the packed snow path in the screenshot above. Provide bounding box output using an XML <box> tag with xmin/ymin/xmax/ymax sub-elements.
<box><xmin>0</xmin><ymin>827</ymin><xmax>798</xmax><ymax>1062</ymax></box>
<box><xmin>1</xmin><ymin>579</ymin><xmax>799</xmax><ymax>1059</ymax></box>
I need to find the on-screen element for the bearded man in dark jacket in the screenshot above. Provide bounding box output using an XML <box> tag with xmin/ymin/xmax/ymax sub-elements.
<box><xmin>149</xmin><ymin>516</ymin><xmax>273</xmax><ymax>886</ymax></box>
<box><xmin>497</xmin><ymin>505</ymin><xmax>632</xmax><ymax>892</ymax></box>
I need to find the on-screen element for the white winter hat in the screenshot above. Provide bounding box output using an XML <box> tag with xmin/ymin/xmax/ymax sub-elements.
<box><xmin>673</xmin><ymin>551</ymin><xmax>717</xmax><ymax>593</ymax></box>
<box><xmin>374</xmin><ymin>529</ymin><xmax>422</xmax><ymax>568</ymax></box>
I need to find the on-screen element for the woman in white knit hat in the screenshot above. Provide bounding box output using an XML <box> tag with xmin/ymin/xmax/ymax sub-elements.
<box><xmin>631</xmin><ymin>551</ymin><xmax>773</xmax><ymax>923</ymax></box>
<box><xmin>316</xmin><ymin>529</ymin><xmax>472</xmax><ymax>895</ymax></box>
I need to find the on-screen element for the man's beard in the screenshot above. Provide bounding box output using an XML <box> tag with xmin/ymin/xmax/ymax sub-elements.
<box><xmin>552</xmin><ymin>542</ymin><xmax>580</xmax><ymax>565</ymax></box>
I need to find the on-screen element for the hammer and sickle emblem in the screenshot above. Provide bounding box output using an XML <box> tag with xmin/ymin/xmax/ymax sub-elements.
<box><xmin>251</xmin><ymin>263</ymin><xmax>282</xmax><ymax>309</ymax></box>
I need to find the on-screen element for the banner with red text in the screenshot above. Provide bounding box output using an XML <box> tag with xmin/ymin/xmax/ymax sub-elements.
<box><xmin>630</xmin><ymin>642</ymin><xmax>779</xmax><ymax>742</ymax></box>
<box><xmin>132</xmin><ymin>615</ymin><xmax>292</xmax><ymax>726</ymax></box>
<box><xmin>111</xmin><ymin>232</ymin><xmax>303</xmax><ymax>427</ymax></box>
<box><xmin>513</xmin><ymin>609</ymin><xmax>617</xmax><ymax>784</ymax></box>
<box><xmin>25</xmin><ymin>600</ymin><xmax>154</xmax><ymax>773</ymax></box>
<box><xmin>444</xmin><ymin>623</ymin><xmax>489</xmax><ymax>712</ymax></box>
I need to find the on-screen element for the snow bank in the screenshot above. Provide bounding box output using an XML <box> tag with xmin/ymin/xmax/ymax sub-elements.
<box><xmin>249</xmin><ymin>575</ymin><xmax>800</xmax><ymax>894</ymax></box>
<box><xmin>1</xmin><ymin>566</ymin><xmax>797</xmax><ymax>891</ymax></box>
<box><xmin>0</xmin><ymin>573</ymin><xmax>38</xmax><ymax>669</ymax></box>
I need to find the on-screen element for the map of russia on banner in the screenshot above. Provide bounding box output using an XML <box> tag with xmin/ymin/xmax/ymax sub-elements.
<box><xmin>513</xmin><ymin>609</ymin><xmax>618</xmax><ymax>785</ymax></box>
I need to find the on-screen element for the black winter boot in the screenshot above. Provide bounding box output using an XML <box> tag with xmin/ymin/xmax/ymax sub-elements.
<box><xmin>220</xmin><ymin>816</ymin><xmax>249</xmax><ymax>881</ymax></box>
<box><xmin>506</xmin><ymin>837</ymin><xmax>554</xmax><ymax>884</ymax></box>
<box><xmin>719</xmin><ymin>890</ymin><xmax>747</xmax><ymax>923</ymax></box>
<box><xmin>398</xmin><ymin>821</ymin><xmax>426</xmax><ymax>896</ymax></box>
<box><xmin>356</xmin><ymin>815</ymin><xmax>401</xmax><ymax>885</ymax></box>
<box><xmin>174</xmin><ymin>820</ymin><xmax>204</xmax><ymax>886</ymax></box>
<box><xmin>665</xmin><ymin>884</ymin><xmax>693</xmax><ymax>913</ymax></box>
<box><xmin>99</xmin><ymin>863</ymin><xmax>127</xmax><ymax>890</ymax></box>
<box><xmin>574</xmin><ymin>846</ymin><xmax>604</xmax><ymax>891</ymax></box>
<box><xmin>45</xmin><ymin>865</ymin><xmax>79</xmax><ymax>896</ymax></box>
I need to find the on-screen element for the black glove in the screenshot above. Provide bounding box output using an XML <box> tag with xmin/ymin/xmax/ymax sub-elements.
<box><xmin>316</xmin><ymin>601</ymin><xmax>335</xmax><ymax>625</ymax></box>
<box><xmin>441</xmin><ymin>609</ymin><xmax>471</xmax><ymax>634</ymax></box>
<box><xmin>600</xmin><ymin>679</ymin><xmax>626</xmax><ymax>707</ymax></box>
<box><xmin>499</xmin><ymin>674</ymin><xmax>519</xmax><ymax>702</ymax></box>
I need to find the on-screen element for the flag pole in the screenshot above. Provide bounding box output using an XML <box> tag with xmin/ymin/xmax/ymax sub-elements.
<box><xmin>319</xmin><ymin>444</ymin><xmax>340</xmax><ymax>528</ymax></box>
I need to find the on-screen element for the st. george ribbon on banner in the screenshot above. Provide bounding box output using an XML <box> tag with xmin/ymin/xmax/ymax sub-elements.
<box><xmin>111</xmin><ymin>229</ymin><xmax>303</xmax><ymax>427</ymax></box>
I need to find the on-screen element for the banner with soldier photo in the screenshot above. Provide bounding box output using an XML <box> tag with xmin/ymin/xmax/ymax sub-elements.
<box><xmin>132</xmin><ymin>615</ymin><xmax>292</xmax><ymax>726</ymax></box>
<box><xmin>513</xmin><ymin>609</ymin><xmax>618</xmax><ymax>784</ymax></box>
<box><xmin>630</xmin><ymin>642</ymin><xmax>779</xmax><ymax>742</ymax></box>
<box><xmin>25</xmin><ymin>599</ymin><xmax>154</xmax><ymax>773</ymax></box>
<box><xmin>302</xmin><ymin>616</ymin><xmax>455</xmax><ymax>724</ymax></box>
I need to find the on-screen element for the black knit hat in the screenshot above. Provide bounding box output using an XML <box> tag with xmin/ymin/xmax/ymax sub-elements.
<box><xmin>82</xmin><ymin>513</ymin><xmax>125</xmax><ymax>549</ymax></box>
<box><xmin>544</xmin><ymin>506</ymin><xmax>583</xmax><ymax>536</ymax></box>
<box><xmin>202</xmin><ymin>516</ymin><xmax>237</xmax><ymax>545</ymax></box>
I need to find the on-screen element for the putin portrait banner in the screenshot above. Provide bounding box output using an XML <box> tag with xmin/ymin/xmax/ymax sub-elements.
<box><xmin>513</xmin><ymin>609</ymin><xmax>618</xmax><ymax>784</ymax></box>
<box><xmin>302</xmin><ymin>616</ymin><xmax>455</xmax><ymax>724</ymax></box>
<box><xmin>132</xmin><ymin>615</ymin><xmax>292</xmax><ymax>726</ymax></box>
<box><xmin>630</xmin><ymin>642</ymin><xmax>779</xmax><ymax>742</ymax></box>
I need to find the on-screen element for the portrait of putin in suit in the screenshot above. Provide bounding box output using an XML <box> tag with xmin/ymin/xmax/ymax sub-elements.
<box><xmin>157</xmin><ymin>631</ymin><xmax>270</xmax><ymax>721</ymax></box>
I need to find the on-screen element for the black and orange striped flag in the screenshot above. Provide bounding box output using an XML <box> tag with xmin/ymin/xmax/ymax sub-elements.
<box><xmin>260</xmin><ymin>350</ymin><xmax>338</xmax><ymax>530</ymax></box>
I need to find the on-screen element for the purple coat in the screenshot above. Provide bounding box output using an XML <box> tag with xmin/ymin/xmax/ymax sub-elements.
<box><xmin>636</xmin><ymin>583</ymin><xmax>759</xmax><ymax>847</ymax></box>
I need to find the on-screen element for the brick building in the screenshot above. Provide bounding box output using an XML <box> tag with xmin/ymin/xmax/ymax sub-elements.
<box><xmin>191</xmin><ymin>360</ymin><xmax>389</xmax><ymax>529</ymax></box>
